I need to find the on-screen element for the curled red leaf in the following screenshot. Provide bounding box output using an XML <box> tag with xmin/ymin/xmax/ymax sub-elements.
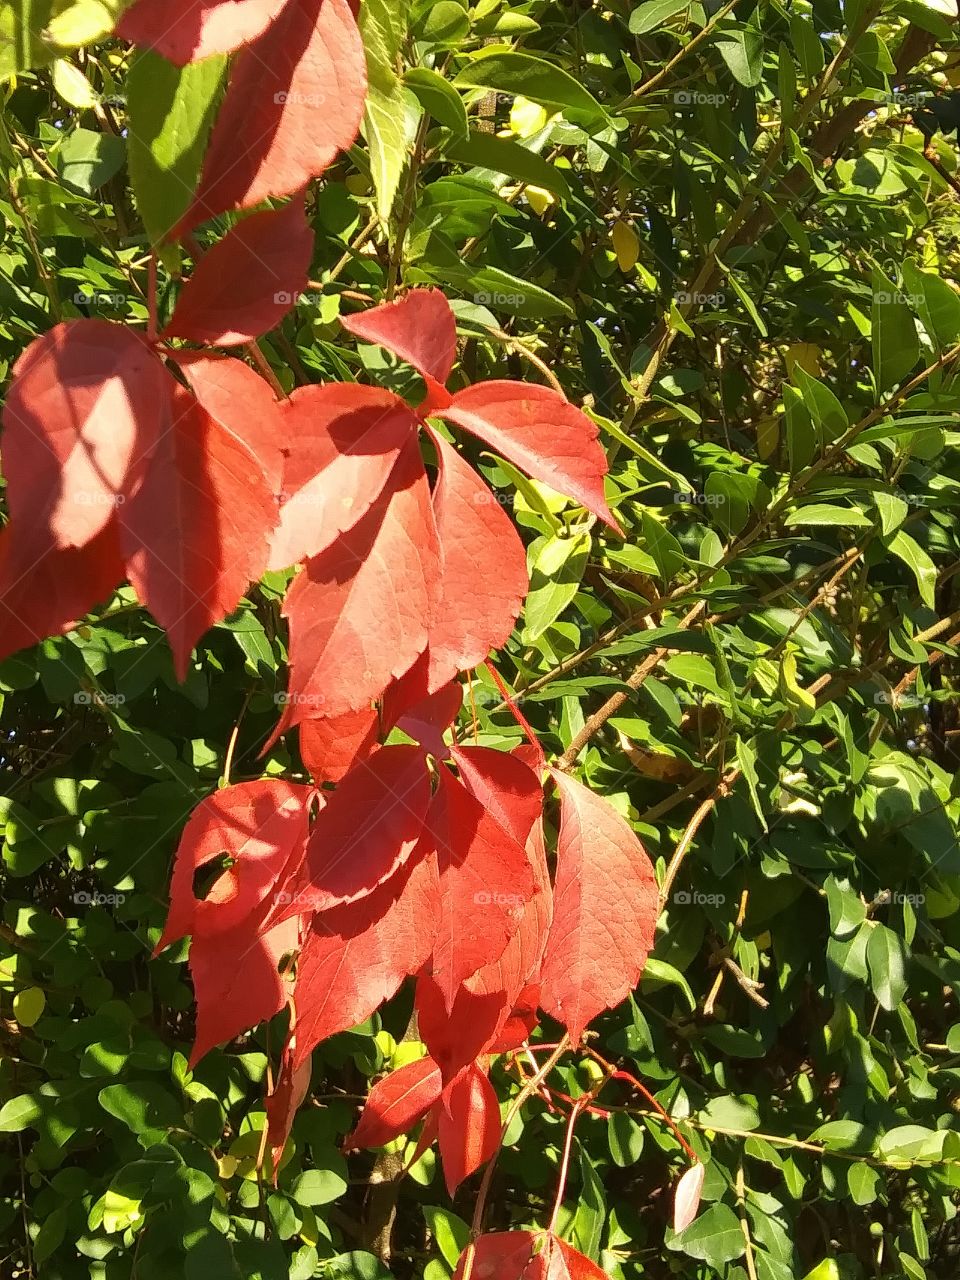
<box><xmin>345</xmin><ymin>1055</ymin><xmax>442</xmax><ymax>1151</ymax></box>
<box><xmin>340</xmin><ymin>288</ymin><xmax>457</xmax><ymax>387</ymax></box>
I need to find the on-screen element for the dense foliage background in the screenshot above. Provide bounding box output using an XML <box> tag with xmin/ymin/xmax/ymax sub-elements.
<box><xmin>3</xmin><ymin>0</ymin><xmax>960</xmax><ymax>1276</ymax></box>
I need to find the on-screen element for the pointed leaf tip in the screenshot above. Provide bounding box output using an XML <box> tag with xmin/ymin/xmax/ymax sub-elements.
<box><xmin>674</xmin><ymin>1160</ymin><xmax>706</xmax><ymax>1233</ymax></box>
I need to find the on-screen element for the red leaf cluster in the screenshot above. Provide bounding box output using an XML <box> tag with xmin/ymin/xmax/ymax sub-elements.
<box><xmin>0</xmin><ymin>3</ymin><xmax>662</xmax><ymax>1233</ymax></box>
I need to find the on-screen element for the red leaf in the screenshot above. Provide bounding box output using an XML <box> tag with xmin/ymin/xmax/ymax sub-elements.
<box><xmin>171</xmin><ymin>351</ymin><xmax>286</xmax><ymax>491</ymax></box>
<box><xmin>425</xmin><ymin>428</ymin><xmax>528</xmax><ymax>690</ymax></box>
<box><xmin>416</xmin><ymin>975</ymin><xmax>507</xmax><ymax>1084</ymax></box>
<box><xmin>438</xmin><ymin>1063</ymin><xmax>501</xmax><ymax>1195</ymax></box>
<box><xmin>0</xmin><ymin>521</ymin><xmax>123</xmax><ymax>663</ymax></box>
<box><xmin>163</xmin><ymin>196</ymin><xmax>312</xmax><ymax>345</ymax></box>
<box><xmin>155</xmin><ymin>779</ymin><xmax>312</xmax><ymax>954</ymax></box>
<box><xmin>277</xmin><ymin>439</ymin><xmax>439</xmax><ymax>725</ymax></box>
<box><xmin>181</xmin><ymin>0</ymin><xmax>365</xmax><ymax>227</ymax></box>
<box><xmin>452</xmin><ymin>1231</ymin><xmax>541</xmax><ymax>1280</ymax></box>
<box><xmin>292</xmin><ymin>850</ymin><xmax>439</xmax><ymax>1067</ymax></box>
<box><xmin>542</xmin><ymin>1235</ymin><xmax>609</xmax><ymax>1280</ymax></box>
<box><xmin>2</xmin><ymin>320</ymin><xmax>167</xmax><ymax>549</ymax></box>
<box><xmin>673</xmin><ymin>1161</ymin><xmax>706</xmax><ymax>1233</ymax></box>
<box><xmin>118</xmin><ymin>0</ymin><xmax>284</xmax><ymax>64</ymax></box>
<box><xmin>422</xmin><ymin>767</ymin><xmax>536</xmax><ymax>1010</ymax></box>
<box><xmin>265</xmin><ymin>1037</ymin><xmax>312</xmax><ymax>1174</ymax></box>
<box><xmin>299</xmin><ymin>707</ymin><xmax>379</xmax><ymax>783</ymax></box>
<box><xmin>488</xmin><ymin>984</ymin><xmax>540</xmax><ymax>1052</ymax></box>
<box><xmin>340</xmin><ymin>289</ymin><xmax>457</xmax><ymax>387</ymax></box>
<box><xmin>465</xmin><ymin>815</ymin><xmax>551</xmax><ymax>1030</ymax></box>
<box><xmin>418</xmin><ymin>796</ymin><xmax>551</xmax><ymax>1080</ymax></box>
<box><xmin>268</xmin><ymin>384</ymin><xmax>416</xmax><ymax>571</ymax></box>
<box><xmin>438</xmin><ymin>381</ymin><xmax>622</xmax><ymax>532</ymax></box>
<box><xmin>344</xmin><ymin>1055</ymin><xmax>442</xmax><ymax>1150</ymax></box>
<box><xmin>189</xmin><ymin>913</ymin><xmax>298</xmax><ymax>1066</ymax></box>
<box><xmin>381</xmin><ymin>660</ymin><xmax>462</xmax><ymax>756</ymax></box>
<box><xmin>118</xmin><ymin>379</ymin><xmax>278</xmax><ymax>678</ymax></box>
<box><xmin>279</xmin><ymin>744</ymin><xmax>431</xmax><ymax>914</ymax></box>
<box><xmin>450</xmin><ymin>746</ymin><xmax>542</xmax><ymax>849</ymax></box>
<box><xmin>539</xmin><ymin>771</ymin><xmax>658</xmax><ymax>1044</ymax></box>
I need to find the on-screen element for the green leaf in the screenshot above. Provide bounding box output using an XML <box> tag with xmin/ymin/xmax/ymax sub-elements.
<box><xmin>873</xmin><ymin>491</ymin><xmax>908</xmax><ymax>538</ymax></box>
<box><xmin>324</xmin><ymin>1254</ymin><xmax>393</xmax><ymax>1280</ymax></box>
<box><xmin>0</xmin><ymin>1093</ymin><xmax>44</xmax><ymax>1132</ymax></box>
<box><xmin>876</xmin><ymin>1125</ymin><xmax>945</xmax><ymax>1163</ymax></box>
<box><xmin>127</xmin><ymin>50</ymin><xmax>225</xmax><ymax>254</ymax></box>
<box><xmin>667</xmin><ymin>1203</ymin><xmax>746</xmax><ymax>1265</ymax></box>
<box><xmin>361</xmin><ymin>0</ymin><xmax>416</xmax><ymax>220</ymax></box>
<box><xmin>98</xmin><ymin>1082</ymin><xmax>181</xmax><ymax>1135</ymax></box>
<box><xmin>639</xmin><ymin>511</ymin><xmax>684</xmax><ymax>581</ymax></box>
<box><xmin>783</xmin><ymin>385</ymin><xmax>816</xmax><ymax>471</ymax></box>
<box><xmin>423</xmin><ymin>1206</ymin><xmax>470</xmax><ymax>1268</ymax></box>
<box><xmin>571</xmin><ymin>1142</ymin><xmax>605</xmax><ymax>1258</ymax></box>
<box><xmin>56</xmin><ymin>128</ymin><xmax>126</xmax><ymax>196</ymax></box>
<box><xmin>847</xmin><ymin>1162</ymin><xmax>879</xmax><ymax>1205</ymax></box>
<box><xmin>792</xmin><ymin>367</ymin><xmax>848</xmax><ymax>440</ymax></box>
<box><xmin>784</xmin><ymin>503</ymin><xmax>873</xmax><ymax>528</ymax></box>
<box><xmin>453</xmin><ymin>51</ymin><xmax>607</xmax><ymax>123</ymax></box>
<box><xmin>902</xmin><ymin>259</ymin><xmax>960</xmax><ymax>351</ymax></box>
<box><xmin>522</xmin><ymin>531</ymin><xmax>591</xmax><ymax>641</ymax></box>
<box><xmin>700</xmin><ymin>1095</ymin><xmax>761</xmax><ymax>1131</ymax></box>
<box><xmin>872</xmin><ymin>270</ymin><xmax>920</xmax><ymax>392</ymax></box>
<box><xmin>717</xmin><ymin>28</ymin><xmax>764</xmax><ymax>87</ymax></box>
<box><xmin>789</xmin><ymin>14</ymin><xmax>825</xmax><ymax>80</ymax></box>
<box><xmin>641</xmin><ymin>956</ymin><xmax>696</xmax><ymax>1009</ymax></box>
<box><xmin>412</xmin><ymin>261</ymin><xmax>574</xmax><ymax>319</ymax></box>
<box><xmin>414</xmin><ymin>0</ymin><xmax>469</xmax><ymax>44</ymax></box>
<box><xmin>405</xmin><ymin>67</ymin><xmax>469</xmax><ymax>139</ymax></box>
<box><xmin>291</xmin><ymin>1162</ymin><xmax>349</xmax><ymax>1206</ymax></box>
<box><xmin>13</xmin><ymin>985</ymin><xmax>45</xmax><ymax>1027</ymax></box>
<box><xmin>607</xmin><ymin>1111</ymin><xmax>645</xmax><ymax>1166</ymax></box>
<box><xmin>887</xmin><ymin>530</ymin><xmax>937</xmax><ymax>608</ymax></box>
<box><xmin>0</xmin><ymin>0</ymin><xmax>131</xmax><ymax>74</ymax></box>
<box><xmin>865</xmin><ymin>922</ymin><xmax>909</xmax><ymax>1011</ymax></box>
<box><xmin>807</xmin><ymin>1119</ymin><xmax>870</xmax><ymax>1150</ymax></box>
<box><xmin>629</xmin><ymin>0</ymin><xmax>689</xmax><ymax>36</ymax></box>
<box><xmin>444</xmin><ymin>129</ymin><xmax>572</xmax><ymax>201</ymax></box>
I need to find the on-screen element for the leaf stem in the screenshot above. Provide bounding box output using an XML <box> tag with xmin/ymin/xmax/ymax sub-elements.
<box><xmin>547</xmin><ymin>1096</ymin><xmax>589</xmax><ymax>1235</ymax></box>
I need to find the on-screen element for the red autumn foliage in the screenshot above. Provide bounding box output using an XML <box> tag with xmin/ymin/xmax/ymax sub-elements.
<box><xmin>0</xmin><ymin>3</ymin><xmax>677</xmax><ymax>1257</ymax></box>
